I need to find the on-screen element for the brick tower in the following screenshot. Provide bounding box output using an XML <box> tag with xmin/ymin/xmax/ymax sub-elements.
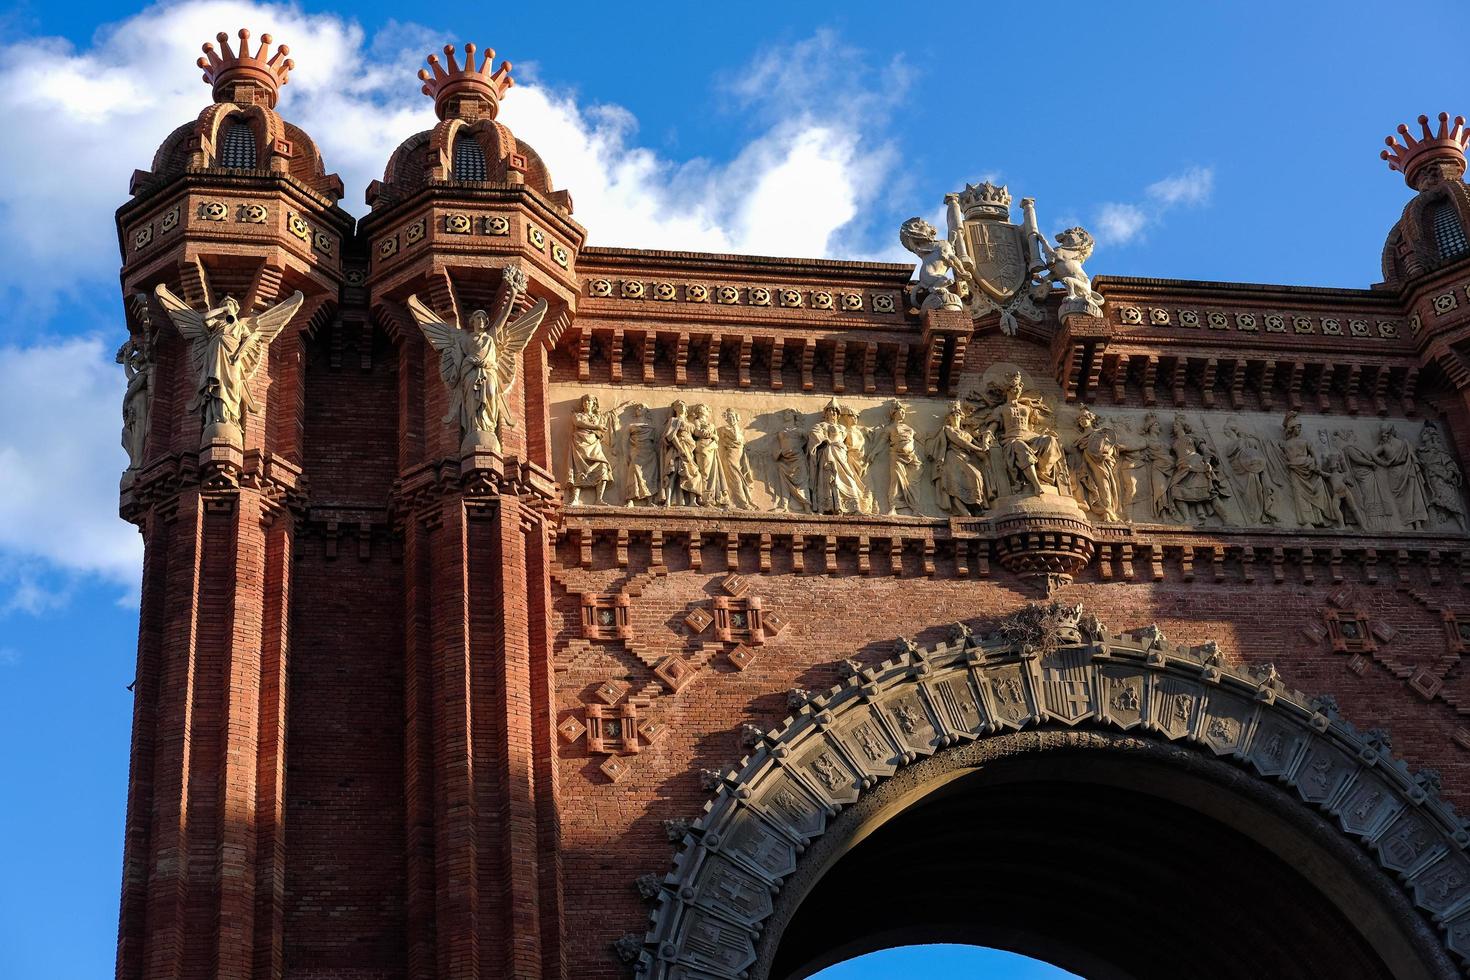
<box><xmin>114</xmin><ymin>28</ymin><xmax>1470</xmax><ymax>980</ymax></box>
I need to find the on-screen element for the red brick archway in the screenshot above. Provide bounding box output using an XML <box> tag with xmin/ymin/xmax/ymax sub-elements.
<box><xmin>629</xmin><ymin>616</ymin><xmax>1470</xmax><ymax>978</ymax></box>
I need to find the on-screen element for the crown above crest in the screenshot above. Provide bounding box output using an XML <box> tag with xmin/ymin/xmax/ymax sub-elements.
<box><xmin>197</xmin><ymin>29</ymin><xmax>293</xmax><ymax>108</ymax></box>
<box><xmin>957</xmin><ymin>181</ymin><xmax>1012</xmax><ymax>220</ymax></box>
<box><xmin>419</xmin><ymin>43</ymin><xmax>514</xmax><ymax>121</ymax></box>
<box><xmin>1381</xmin><ymin>112</ymin><xmax>1469</xmax><ymax>189</ymax></box>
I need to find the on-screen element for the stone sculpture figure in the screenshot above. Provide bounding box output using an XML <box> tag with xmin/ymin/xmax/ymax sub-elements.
<box><xmin>1275</xmin><ymin>412</ymin><xmax>1338</xmax><ymax>528</ymax></box>
<box><xmin>1117</xmin><ymin>413</ymin><xmax>1173</xmax><ymax>520</ymax></box>
<box><xmin>620</xmin><ymin>403</ymin><xmax>659</xmax><ymax>507</ymax></box>
<box><xmin>771</xmin><ymin>408</ymin><xmax>811</xmax><ymax>513</ymax></box>
<box><xmin>1222</xmin><ymin>420</ymin><xmax>1282</xmax><ymax>525</ymax></box>
<box><xmin>1337</xmin><ymin>430</ymin><xmax>1391</xmax><ymax>529</ymax></box>
<box><xmin>1166</xmin><ymin>416</ymin><xmax>1230</xmax><ymax>523</ymax></box>
<box><xmin>871</xmin><ymin>399</ymin><xmax>923</xmax><ymax>515</ymax></box>
<box><xmin>566</xmin><ymin>394</ymin><xmax>620</xmax><ymax>506</ymax></box>
<box><xmin>809</xmin><ymin>399</ymin><xmax>870</xmax><ymax>515</ymax></box>
<box><xmin>689</xmin><ymin>404</ymin><xmax>728</xmax><ymax>507</ymax></box>
<box><xmin>1418</xmin><ymin>425</ymin><xmax>1468</xmax><ymax>531</ymax></box>
<box><xmin>1318</xmin><ymin>430</ymin><xmax>1368</xmax><ymax>531</ymax></box>
<box><xmin>928</xmin><ymin>401</ymin><xmax>989</xmax><ymax>515</ymax></box>
<box><xmin>1031</xmin><ymin>226</ymin><xmax>1104</xmax><ymax>318</ymax></box>
<box><xmin>979</xmin><ymin>372</ymin><xmax>1065</xmax><ymax>496</ymax></box>
<box><xmin>839</xmin><ymin>406</ymin><xmax>877</xmax><ymax>514</ymax></box>
<box><xmin>716</xmin><ymin>408</ymin><xmax>757</xmax><ymax>509</ymax></box>
<box><xmin>660</xmin><ymin>400</ymin><xmax>702</xmax><ymax>506</ymax></box>
<box><xmin>1375</xmin><ymin>424</ymin><xmax>1429</xmax><ymax>530</ymax></box>
<box><xmin>117</xmin><ymin>303</ymin><xmax>155</xmax><ymax>472</ymax></box>
<box><xmin>1071</xmin><ymin>405</ymin><xmax>1123</xmax><ymax>522</ymax></box>
<box><xmin>898</xmin><ymin>216</ymin><xmax>968</xmax><ymax>312</ymax></box>
<box><xmin>405</xmin><ymin>265</ymin><xmax>548</xmax><ymax>454</ymax></box>
<box><xmin>154</xmin><ymin>284</ymin><xmax>305</xmax><ymax>443</ymax></box>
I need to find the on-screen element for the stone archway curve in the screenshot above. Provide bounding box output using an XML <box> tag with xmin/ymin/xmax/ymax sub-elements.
<box><xmin>627</xmin><ymin>606</ymin><xmax>1470</xmax><ymax>978</ymax></box>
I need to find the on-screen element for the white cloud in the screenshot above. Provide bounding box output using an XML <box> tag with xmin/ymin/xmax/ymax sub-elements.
<box><xmin>1092</xmin><ymin>166</ymin><xmax>1215</xmax><ymax>246</ymax></box>
<box><xmin>0</xmin><ymin>3</ymin><xmax>904</xmax><ymax>607</ymax></box>
<box><xmin>0</xmin><ymin>337</ymin><xmax>141</xmax><ymax>598</ymax></box>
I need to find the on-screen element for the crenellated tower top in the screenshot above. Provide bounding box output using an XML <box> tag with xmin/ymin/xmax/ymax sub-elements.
<box><xmin>418</xmin><ymin>42</ymin><xmax>515</xmax><ymax>121</ymax></box>
<box><xmin>197</xmin><ymin>28</ymin><xmax>294</xmax><ymax>108</ymax></box>
<box><xmin>1381</xmin><ymin>112</ymin><xmax>1469</xmax><ymax>190</ymax></box>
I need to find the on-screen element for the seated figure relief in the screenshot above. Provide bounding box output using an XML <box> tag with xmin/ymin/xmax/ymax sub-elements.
<box><xmin>552</xmin><ymin>382</ymin><xmax>1468</xmax><ymax>536</ymax></box>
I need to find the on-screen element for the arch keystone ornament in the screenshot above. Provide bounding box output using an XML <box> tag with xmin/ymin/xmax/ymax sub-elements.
<box><xmin>625</xmin><ymin>603</ymin><xmax>1470</xmax><ymax>978</ymax></box>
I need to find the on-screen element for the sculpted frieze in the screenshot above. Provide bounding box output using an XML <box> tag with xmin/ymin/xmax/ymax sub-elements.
<box><xmin>549</xmin><ymin>372</ymin><xmax>1469</xmax><ymax>535</ymax></box>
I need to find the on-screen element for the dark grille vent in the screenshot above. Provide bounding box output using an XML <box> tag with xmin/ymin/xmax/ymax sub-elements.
<box><xmin>219</xmin><ymin>122</ymin><xmax>257</xmax><ymax>169</ymax></box>
<box><xmin>1432</xmin><ymin>200</ymin><xmax>1469</xmax><ymax>260</ymax></box>
<box><xmin>453</xmin><ymin>136</ymin><xmax>488</xmax><ymax>181</ymax></box>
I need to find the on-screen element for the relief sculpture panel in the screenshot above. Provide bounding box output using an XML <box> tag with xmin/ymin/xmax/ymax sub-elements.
<box><xmin>549</xmin><ymin>368</ymin><xmax>1468</xmax><ymax>535</ymax></box>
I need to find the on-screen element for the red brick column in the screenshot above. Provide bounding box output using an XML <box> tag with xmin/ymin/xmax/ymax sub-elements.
<box><xmin>116</xmin><ymin>483</ymin><xmax>295</xmax><ymax>980</ymax></box>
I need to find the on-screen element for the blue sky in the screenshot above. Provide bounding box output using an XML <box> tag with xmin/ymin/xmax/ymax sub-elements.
<box><xmin>0</xmin><ymin>1</ymin><xmax>1460</xmax><ymax>977</ymax></box>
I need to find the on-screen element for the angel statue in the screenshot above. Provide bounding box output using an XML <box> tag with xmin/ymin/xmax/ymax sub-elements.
<box><xmin>406</xmin><ymin>265</ymin><xmax>548</xmax><ymax>454</ymax></box>
<box><xmin>154</xmin><ymin>284</ymin><xmax>304</xmax><ymax>444</ymax></box>
<box><xmin>898</xmin><ymin>216</ymin><xmax>968</xmax><ymax>312</ymax></box>
<box><xmin>1031</xmin><ymin>226</ymin><xmax>1104</xmax><ymax>318</ymax></box>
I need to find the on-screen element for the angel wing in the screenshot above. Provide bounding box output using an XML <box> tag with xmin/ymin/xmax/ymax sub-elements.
<box><xmin>237</xmin><ymin>291</ymin><xmax>304</xmax><ymax>382</ymax></box>
<box><xmin>153</xmin><ymin>284</ymin><xmax>208</xmax><ymax>342</ymax></box>
<box><xmin>493</xmin><ymin>297</ymin><xmax>549</xmax><ymax>395</ymax></box>
<box><xmin>406</xmin><ymin>293</ymin><xmax>467</xmax><ymax>390</ymax></box>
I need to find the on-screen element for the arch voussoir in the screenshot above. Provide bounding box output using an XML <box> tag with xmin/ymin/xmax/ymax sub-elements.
<box><xmin>625</xmin><ymin>604</ymin><xmax>1470</xmax><ymax>979</ymax></box>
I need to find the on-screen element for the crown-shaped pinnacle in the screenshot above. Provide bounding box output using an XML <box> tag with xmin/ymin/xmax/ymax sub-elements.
<box><xmin>197</xmin><ymin>29</ymin><xmax>294</xmax><ymax>108</ymax></box>
<box><xmin>418</xmin><ymin>42</ymin><xmax>514</xmax><ymax>121</ymax></box>
<box><xmin>1381</xmin><ymin>111</ymin><xmax>1469</xmax><ymax>189</ymax></box>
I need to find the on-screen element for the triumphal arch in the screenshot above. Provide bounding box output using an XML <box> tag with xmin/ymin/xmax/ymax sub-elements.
<box><xmin>111</xmin><ymin>28</ymin><xmax>1470</xmax><ymax>980</ymax></box>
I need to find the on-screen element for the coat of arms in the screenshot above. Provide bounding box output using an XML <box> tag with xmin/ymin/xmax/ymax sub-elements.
<box><xmin>900</xmin><ymin>181</ymin><xmax>1104</xmax><ymax>334</ymax></box>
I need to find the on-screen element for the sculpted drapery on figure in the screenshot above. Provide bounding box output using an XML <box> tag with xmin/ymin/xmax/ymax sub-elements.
<box><xmin>1222</xmin><ymin>419</ymin><xmax>1282</xmax><ymax>526</ymax></box>
<box><xmin>839</xmin><ymin>406</ymin><xmax>877</xmax><ymax>514</ymax></box>
<box><xmin>809</xmin><ymin>399</ymin><xmax>871</xmax><ymax>515</ymax></box>
<box><xmin>689</xmin><ymin>404</ymin><xmax>728</xmax><ymax>507</ymax></box>
<box><xmin>1165</xmin><ymin>416</ymin><xmax>1230</xmax><ymax>523</ymax></box>
<box><xmin>928</xmin><ymin>401</ymin><xmax>989</xmax><ymax>515</ymax></box>
<box><xmin>1071</xmin><ymin>405</ymin><xmax>1123</xmax><ymax>522</ymax></box>
<box><xmin>978</xmin><ymin>372</ymin><xmax>1066</xmax><ymax>496</ymax></box>
<box><xmin>871</xmin><ymin>399</ymin><xmax>923</xmax><ymax>515</ymax></box>
<box><xmin>566</xmin><ymin>394</ymin><xmax>620</xmax><ymax>506</ymax></box>
<box><xmin>117</xmin><ymin>298</ymin><xmax>155</xmax><ymax>471</ymax></box>
<box><xmin>1419</xmin><ymin>425</ymin><xmax>1468</xmax><ymax>531</ymax></box>
<box><xmin>771</xmin><ymin>407</ymin><xmax>811</xmax><ymax>513</ymax></box>
<box><xmin>621</xmin><ymin>403</ymin><xmax>659</xmax><ymax>507</ymax></box>
<box><xmin>1338</xmin><ymin>430</ymin><xmax>1391</xmax><ymax>529</ymax></box>
<box><xmin>407</xmin><ymin>264</ymin><xmax>548</xmax><ymax>455</ymax></box>
<box><xmin>1319</xmin><ymin>430</ymin><xmax>1368</xmax><ymax>531</ymax></box>
<box><xmin>1117</xmin><ymin>412</ymin><xmax>1173</xmax><ymax>520</ymax></box>
<box><xmin>154</xmin><ymin>284</ymin><xmax>305</xmax><ymax>443</ymax></box>
<box><xmin>716</xmin><ymin>409</ymin><xmax>757</xmax><ymax>509</ymax></box>
<box><xmin>660</xmin><ymin>399</ymin><xmax>701</xmax><ymax>507</ymax></box>
<box><xmin>1274</xmin><ymin>411</ymin><xmax>1339</xmax><ymax>528</ymax></box>
<box><xmin>1375</xmin><ymin>424</ymin><xmax>1430</xmax><ymax>530</ymax></box>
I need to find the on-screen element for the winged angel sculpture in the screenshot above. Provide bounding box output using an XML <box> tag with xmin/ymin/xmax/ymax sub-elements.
<box><xmin>406</xmin><ymin>266</ymin><xmax>548</xmax><ymax>454</ymax></box>
<box><xmin>154</xmin><ymin>285</ymin><xmax>304</xmax><ymax>443</ymax></box>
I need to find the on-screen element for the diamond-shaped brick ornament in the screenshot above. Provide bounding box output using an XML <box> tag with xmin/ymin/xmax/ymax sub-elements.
<box><xmin>557</xmin><ymin>714</ymin><xmax>587</xmax><ymax>743</ymax></box>
<box><xmin>684</xmin><ymin>606</ymin><xmax>714</xmax><ymax>634</ymax></box>
<box><xmin>721</xmin><ymin>573</ymin><xmax>750</xmax><ymax>598</ymax></box>
<box><xmin>655</xmin><ymin>656</ymin><xmax>696</xmax><ymax>693</ymax></box>
<box><xmin>1371</xmin><ymin>620</ymin><xmax>1398</xmax><ymax>643</ymax></box>
<box><xmin>594</xmin><ymin>680</ymin><xmax>626</xmax><ymax>705</ymax></box>
<box><xmin>638</xmin><ymin>719</ymin><xmax>670</xmax><ymax>746</ymax></box>
<box><xmin>1408</xmin><ymin>668</ymin><xmax>1443</xmax><ymax>701</ymax></box>
<box><xmin>1328</xmin><ymin>586</ymin><xmax>1353</xmax><ymax>609</ymax></box>
<box><xmin>728</xmin><ymin>645</ymin><xmax>759</xmax><ymax>671</ymax></box>
<box><xmin>600</xmin><ymin>756</ymin><xmax>631</xmax><ymax>782</ymax></box>
<box><xmin>1347</xmin><ymin>654</ymin><xmax>1369</xmax><ymax>676</ymax></box>
<box><xmin>1300</xmin><ymin>622</ymin><xmax>1327</xmax><ymax>644</ymax></box>
<box><xmin>763</xmin><ymin>611</ymin><xmax>788</xmax><ymax>637</ymax></box>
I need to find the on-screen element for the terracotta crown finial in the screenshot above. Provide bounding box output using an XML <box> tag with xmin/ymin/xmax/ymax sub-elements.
<box><xmin>418</xmin><ymin>42</ymin><xmax>514</xmax><ymax>120</ymax></box>
<box><xmin>197</xmin><ymin>29</ymin><xmax>294</xmax><ymax>108</ymax></box>
<box><xmin>1381</xmin><ymin>112</ymin><xmax>1469</xmax><ymax>189</ymax></box>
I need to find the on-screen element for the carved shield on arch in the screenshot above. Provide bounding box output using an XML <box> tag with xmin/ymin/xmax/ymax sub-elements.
<box><xmin>961</xmin><ymin>218</ymin><xmax>1029</xmax><ymax>300</ymax></box>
